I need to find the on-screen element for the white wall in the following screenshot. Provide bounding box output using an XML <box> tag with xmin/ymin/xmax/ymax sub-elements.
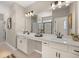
<box><xmin>27</xmin><ymin>1</ymin><xmax>51</xmax><ymax>14</ymax></box>
<box><xmin>6</xmin><ymin>4</ymin><xmax>16</xmax><ymax>47</ymax></box>
<box><xmin>77</xmin><ymin>2</ymin><xmax>79</xmax><ymax>34</ymax></box>
<box><xmin>6</xmin><ymin>4</ymin><xmax>26</xmax><ymax>47</ymax></box>
<box><xmin>52</xmin><ymin>7</ymin><xmax>69</xmax><ymax>18</ymax></box>
<box><xmin>0</xmin><ymin>4</ymin><xmax>10</xmax><ymax>42</ymax></box>
<box><xmin>0</xmin><ymin>4</ymin><xmax>10</xmax><ymax>31</ymax></box>
<box><xmin>69</xmin><ymin>2</ymin><xmax>76</xmax><ymax>34</ymax></box>
<box><xmin>37</xmin><ymin>9</ymin><xmax>52</xmax><ymax>22</ymax></box>
<box><xmin>76</xmin><ymin>2</ymin><xmax>79</xmax><ymax>35</ymax></box>
<box><xmin>25</xmin><ymin>16</ymin><xmax>31</xmax><ymax>32</ymax></box>
<box><xmin>14</xmin><ymin>4</ymin><xmax>26</xmax><ymax>33</ymax></box>
<box><xmin>0</xmin><ymin>4</ymin><xmax>10</xmax><ymax>21</ymax></box>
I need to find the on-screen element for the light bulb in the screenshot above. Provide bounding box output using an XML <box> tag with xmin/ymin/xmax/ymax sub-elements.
<box><xmin>30</xmin><ymin>11</ymin><xmax>33</xmax><ymax>16</ymax></box>
<box><xmin>53</xmin><ymin>7</ymin><xmax>55</xmax><ymax>10</ymax></box>
<box><xmin>25</xmin><ymin>14</ymin><xmax>28</xmax><ymax>16</ymax></box>
<box><xmin>51</xmin><ymin>3</ymin><xmax>56</xmax><ymax>10</ymax></box>
<box><xmin>51</xmin><ymin>3</ymin><xmax>55</xmax><ymax>8</ymax></box>
<box><xmin>28</xmin><ymin>12</ymin><xmax>30</xmax><ymax>16</ymax></box>
<box><xmin>30</xmin><ymin>12</ymin><xmax>33</xmax><ymax>16</ymax></box>
<box><xmin>65</xmin><ymin>1</ymin><xmax>70</xmax><ymax>6</ymax></box>
<box><xmin>65</xmin><ymin>1</ymin><xmax>70</xmax><ymax>4</ymax></box>
<box><xmin>58</xmin><ymin>1</ymin><xmax>62</xmax><ymax>6</ymax></box>
<box><xmin>58</xmin><ymin>1</ymin><xmax>62</xmax><ymax>8</ymax></box>
<box><xmin>58</xmin><ymin>5</ymin><xmax>62</xmax><ymax>8</ymax></box>
<box><xmin>66</xmin><ymin>3</ymin><xmax>69</xmax><ymax>6</ymax></box>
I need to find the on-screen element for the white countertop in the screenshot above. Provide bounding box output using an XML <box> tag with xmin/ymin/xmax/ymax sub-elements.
<box><xmin>17</xmin><ymin>33</ymin><xmax>79</xmax><ymax>47</ymax></box>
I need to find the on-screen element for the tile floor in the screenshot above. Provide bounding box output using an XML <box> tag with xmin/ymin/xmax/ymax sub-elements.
<box><xmin>0</xmin><ymin>41</ymin><xmax>41</xmax><ymax>58</ymax></box>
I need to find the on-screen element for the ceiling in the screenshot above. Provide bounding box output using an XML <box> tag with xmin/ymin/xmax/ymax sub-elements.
<box><xmin>15</xmin><ymin>1</ymin><xmax>36</xmax><ymax>8</ymax></box>
<box><xmin>0</xmin><ymin>1</ymin><xmax>36</xmax><ymax>8</ymax></box>
<box><xmin>0</xmin><ymin>1</ymin><xmax>13</xmax><ymax>7</ymax></box>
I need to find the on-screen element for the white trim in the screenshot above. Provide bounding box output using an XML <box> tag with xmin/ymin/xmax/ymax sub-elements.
<box><xmin>34</xmin><ymin>49</ymin><xmax>42</xmax><ymax>54</ymax></box>
<box><xmin>5</xmin><ymin>42</ymin><xmax>17</xmax><ymax>51</ymax></box>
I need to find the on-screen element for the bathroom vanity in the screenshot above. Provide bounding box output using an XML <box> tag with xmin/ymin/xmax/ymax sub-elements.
<box><xmin>17</xmin><ymin>33</ymin><xmax>42</xmax><ymax>55</ymax></box>
<box><xmin>17</xmin><ymin>33</ymin><xmax>79</xmax><ymax>58</ymax></box>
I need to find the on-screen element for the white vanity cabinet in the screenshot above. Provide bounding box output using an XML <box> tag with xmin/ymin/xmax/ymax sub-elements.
<box><xmin>42</xmin><ymin>41</ymin><xmax>64</xmax><ymax>58</ymax></box>
<box><xmin>17</xmin><ymin>35</ymin><xmax>34</xmax><ymax>54</ymax></box>
<box><xmin>42</xmin><ymin>42</ymin><xmax>57</xmax><ymax>58</ymax></box>
<box><xmin>60</xmin><ymin>51</ymin><xmax>79</xmax><ymax>58</ymax></box>
<box><xmin>17</xmin><ymin>36</ymin><xmax>27</xmax><ymax>53</ymax></box>
<box><xmin>42</xmin><ymin>41</ymin><xmax>79</xmax><ymax>58</ymax></box>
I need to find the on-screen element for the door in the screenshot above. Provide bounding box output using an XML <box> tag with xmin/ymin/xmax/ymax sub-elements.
<box><xmin>17</xmin><ymin>38</ymin><xmax>27</xmax><ymax>53</ymax></box>
<box><xmin>44</xmin><ymin>22</ymin><xmax>52</xmax><ymax>34</ymax></box>
<box><xmin>38</xmin><ymin>23</ymin><xmax>43</xmax><ymax>33</ymax></box>
<box><xmin>25</xmin><ymin>16</ymin><xmax>31</xmax><ymax>32</ymax></box>
<box><xmin>60</xmin><ymin>51</ymin><xmax>79</xmax><ymax>58</ymax></box>
<box><xmin>54</xmin><ymin>17</ymin><xmax>68</xmax><ymax>35</ymax></box>
<box><xmin>42</xmin><ymin>42</ymin><xmax>57</xmax><ymax>58</ymax></box>
<box><xmin>32</xmin><ymin>23</ymin><xmax>38</xmax><ymax>33</ymax></box>
<box><xmin>21</xmin><ymin>39</ymin><xmax>27</xmax><ymax>53</ymax></box>
<box><xmin>17</xmin><ymin>38</ymin><xmax>23</xmax><ymax>51</ymax></box>
<box><xmin>0</xmin><ymin>14</ymin><xmax>5</xmax><ymax>41</ymax></box>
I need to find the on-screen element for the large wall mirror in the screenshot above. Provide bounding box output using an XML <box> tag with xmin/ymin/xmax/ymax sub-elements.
<box><xmin>31</xmin><ymin>14</ymin><xmax>69</xmax><ymax>35</ymax></box>
<box><xmin>32</xmin><ymin>16</ymin><xmax>53</xmax><ymax>34</ymax></box>
<box><xmin>38</xmin><ymin>16</ymin><xmax>53</xmax><ymax>34</ymax></box>
<box><xmin>31</xmin><ymin>11</ymin><xmax>69</xmax><ymax>35</ymax></box>
<box><xmin>31</xmin><ymin>9</ymin><xmax>53</xmax><ymax>34</ymax></box>
<box><xmin>31</xmin><ymin>2</ymin><xmax>76</xmax><ymax>36</ymax></box>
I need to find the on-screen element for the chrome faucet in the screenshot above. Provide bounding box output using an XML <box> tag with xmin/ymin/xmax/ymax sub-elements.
<box><xmin>23</xmin><ymin>31</ymin><xmax>29</xmax><ymax>35</ymax></box>
<box><xmin>56</xmin><ymin>32</ymin><xmax>63</xmax><ymax>38</ymax></box>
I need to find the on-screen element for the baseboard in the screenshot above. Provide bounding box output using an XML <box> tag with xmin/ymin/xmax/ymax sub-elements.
<box><xmin>5</xmin><ymin>42</ymin><xmax>17</xmax><ymax>51</ymax></box>
<box><xmin>34</xmin><ymin>49</ymin><xmax>42</xmax><ymax>54</ymax></box>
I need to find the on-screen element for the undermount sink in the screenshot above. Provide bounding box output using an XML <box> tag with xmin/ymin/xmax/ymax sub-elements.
<box><xmin>35</xmin><ymin>33</ymin><xmax>43</xmax><ymax>37</ymax></box>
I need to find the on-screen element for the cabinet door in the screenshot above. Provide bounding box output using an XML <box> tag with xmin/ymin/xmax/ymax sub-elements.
<box><xmin>44</xmin><ymin>22</ymin><xmax>52</xmax><ymax>34</ymax></box>
<box><xmin>42</xmin><ymin>42</ymin><xmax>57</xmax><ymax>58</ymax></box>
<box><xmin>60</xmin><ymin>51</ymin><xmax>79</xmax><ymax>58</ymax></box>
<box><xmin>17</xmin><ymin>38</ymin><xmax>23</xmax><ymax>50</ymax></box>
<box><xmin>21</xmin><ymin>39</ymin><xmax>27</xmax><ymax>53</ymax></box>
<box><xmin>54</xmin><ymin>17</ymin><xmax>68</xmax><ymax>35</ymax></box>
<box><xmin>17</xmin><ymin>38</ymin><xmax>27</xmax><ymax>53</ymax></box>
<box><xmin>32</xmin><ymin>23</ymin><xmax>38</xmax><ymax>33</ymax></box>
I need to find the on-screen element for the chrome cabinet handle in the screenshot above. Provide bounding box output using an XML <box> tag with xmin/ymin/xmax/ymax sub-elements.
<box><xmin>56</xmin><ymin>52</ymin><xmax>57</xmax><ymax>57</ymax></box>
<box><xmin>56</xmin><ymin>52</ymin><xmax>60</xmax><ymax>58</ymax></box>
<box><xmin>44</xmin><ymin>42</ymin><xmax>47</xmax><ymax>44</ymax></box>
<box><xmin>43</xmin><ymin>42</ymin><xmax>48</xmax><ymax>44</ymax></box>
<box><xmin>74</xmin><ymin>50</ymin><xmax>79</xmax><ymax>53</ymax></box>
<box><xmin>59</xmin><ymin>53</ymin><xmax>60</xmax><ymax>58</ymax></box>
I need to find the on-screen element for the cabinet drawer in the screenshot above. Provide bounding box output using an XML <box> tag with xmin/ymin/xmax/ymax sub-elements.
<box><xmin>42</xmin><ymin>43</ymin><xmax>57</xmax><ymax>58</ymax></box>
<box><xmin>17</xmin><ymin>39</ymin><xmax>23</xmax><ymax>50</ymax></box>
<box><xmin>17</xmin><ymin>38</ymin><xmax>27</xmax><ymax>53</ymax></box>
<box><xmin>42</xmin><ymin>41</ymin><xmax>49</xmax><ymax>46</ymax></box>
<box><xmin>48</xmin><ymin>42</ymin><xmax>68</xmax><ymax>51</ymax></box>
<box><xmin>17</xmin><ymin>35</ymin><xmax>26</xmax><ymax>39</ymax></box>
<box><xmin>17</xmin><ymin>39</ymin><xmax>22</xmax><ymax>45</ymax></box>
<box><xmin>68</xmin><ymin>46</ymin><xmax>79</xmax><ymax>56</ymax></box>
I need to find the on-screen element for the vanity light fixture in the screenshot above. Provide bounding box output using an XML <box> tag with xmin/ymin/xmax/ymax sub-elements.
<box><xmin>25</xmin><ymin>10</ymin><xmax>34</xmax><ymax>16</ymax></box>
<box><xmin>51</xmin><ymin>1</ymin><xmax>71</xmax><ymax>10</ymax></box>
<box><xmin>58</xmin><ymin>1</ymin><xmax>62</xmax><ymax>8</ymax></box>
<box><xmin>51</xmin><ymin>2</ymin><xmax>56</xmax><ymax>10</ymax></box>
<box><xmin>25</xmin><ymin>13</ymin><xmax>28</xmax><ymax>16</ymax></box>
<box><xmin>65</xmin><ymin>1</ymin><xmax>70</xmax><ymax>6</ymax></box>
